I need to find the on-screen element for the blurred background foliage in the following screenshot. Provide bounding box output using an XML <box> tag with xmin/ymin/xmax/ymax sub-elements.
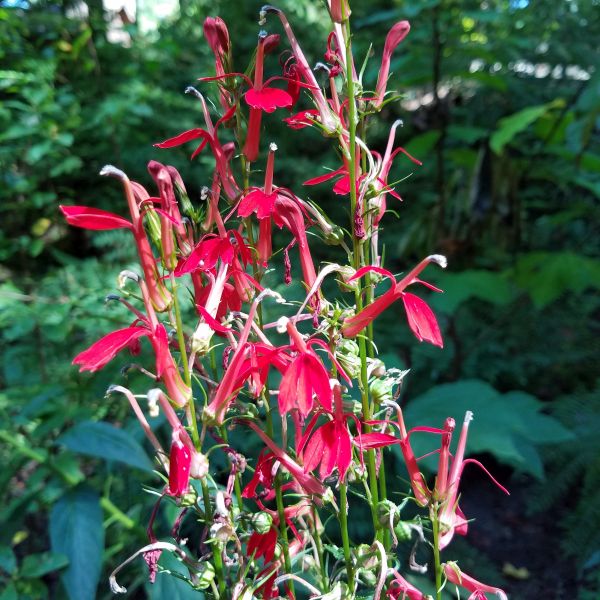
<box><xmin>0</xmin><ymin>0</ymin><xmax>599</xmax><ymax>598</ymax></box>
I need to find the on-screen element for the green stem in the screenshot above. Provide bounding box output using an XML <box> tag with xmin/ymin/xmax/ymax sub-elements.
<box><xmin>312</xmin><ymin>507</ymin><xmax>329</xmax><ymax>592</ymax></box>
<box><xmin>170</xmin><ymin>273</ymin><xmax>200</xmax><ymax>450</ymax></box>
<box><xmin>432</xmin><ymin>506</ymin><xmax>443</xmax><ymax>600</ymax></box>
<box><xmin>264</xmin><ymin>399</ymin><xmax>295</xmax><ymax>597</ymax></box>
<box><xmin>339</xmin><ymin>483</ymin><xmax>355</xmax><ymax>592</ymax></box>
<box><xmin>201</xmin><ymin>479</ymin><xmax>227</xmax><ymax>597</ymax></box>
<box><xmin>100</xmin><ymin>496</ymin><xmax>137</xmax><ymax>531</ymax></box>
<box><xmin>342</xmin><ymin>13</ymin><xmax>381</xmax><ymax>541</ymax></box>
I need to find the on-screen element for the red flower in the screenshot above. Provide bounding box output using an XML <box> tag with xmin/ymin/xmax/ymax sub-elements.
<box><xmin>247</xmin><ymin>526</ymin><xmax>278</xmax><ymax>563</ymax></box>
<box><xmin>278</xmin><ymin>320</ymin><xmax>334</xmax><ymax>417</ymax></box>
<box><xmin>372</xmin><ymin>21</ymin><xmax>411</xmax><ymax>108</ymax></box>
<box><xmin>386</xmin><ymin>569</ymin><xmax>427</xmax><ymax>600</ymax></box>
<box><xmin>167</xmin><ymin>428</ymin><xmax>192</xmax><ymax>497</ymax></box>
<box><xmin>443</xmin><ymin>562</ymin><xmax>508</xmax><ymax>600</ymax></box>
<box><xmin>59</xmin><ymin>206</ymin><xmax>132</xmax><ymax>230</ymax></box>
<box><xmin>341</xmin><ymin>256</ymin><xmax>447</xmax><ymax>346</ymax></box>
<box><xmin>300</xmin><ymin>381</ymin><xmax>353</xmax><ymax>480</ymax></box>
<box><xmin>72</xmin><ymin>326</ymin><xmax>148</xmax><ymax>373</ymax></box>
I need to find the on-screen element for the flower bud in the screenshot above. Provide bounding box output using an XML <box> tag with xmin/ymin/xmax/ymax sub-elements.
<box><xmin>336</xmin><ymin>338</ymin><xmax>361</xmax><ymax>380</ymax></box>
<box><xmin>394</xmin><ymin>520</ymin><xmax>413</xmax><ymax>542</ymax></box>
<box><xmin>193</xmin><ymin>561</ymin><xmax>216</xmax><ymax>590</ymax></box>
<box><xmin>370</xmin><ymin>377</ymin><xmax>394</xmax><ymax>405</ymax></box>
<box><xmin>251</xmin><ymin>511</ymin><xmax>273</xmax><ymax>535</ymax></box>
<box><xmin>376</xmin><ymin>499</ymin><xmax>399</xmax><ymax>527</ymax></box>
<box><xmin>191</xmin><ymin>322</ymin><xmax>214</xmax><ymax>356</ymax></box>
<box><xmin>337</xmin><ymin>266</ymin><xmax>359</xmax><ymax>293</ymax></box>
<box><xmin>191</xmin><ymin>451</ymin><xmax>209</xmax><ymax>479</ymax></box>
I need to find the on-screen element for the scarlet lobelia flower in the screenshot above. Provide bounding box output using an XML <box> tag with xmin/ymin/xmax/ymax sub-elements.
<box><xmin>167</xmin><ymin>427</ymin><xmax>193</xmax><ymax>497</ymax></box>
<box><xmin>300</xmin><ymin>380</ymin><xmax>354</xmax><ymax>481</ymax></box>
<box><xmin>443</xmin><ymin>562</ymin><xmax>508</xmax><ymax>600</ymax></box>
<box><xmin>372</xmin><ymin>21</ymin><xmax>411</xmax><ymax>109</ymax></box>
<box><xmin>386</xmin><ymin>569</ymin><xmax>427</xmax><ymax>600</ymax></box>
<box><xmin>60</xmin><ymin>165</ymin><xmax>173</xmax><ymax>313</ymax></box>
<box><xmin>243</xmin><ymin>31</ymin><xmax>293</xmax><ymax>162</ymax></box>
<box><xmin>278</xmin><ymin>319</ymin><xmax>338</xmax><ymax>418</ymax></box>
<box><xmin>436</xmin><ymin>411</ymin><xmax>509</xmax><ymax>550</ymax></box>
<box><xmin>72</xmin><ymin>272</ymin><xmax>191</xmax><ymax>407</ymax></box>
<box><xmin>341</xmin><ymin>256</ymin><xmax>447</xmax><ymax>346</ymax></box>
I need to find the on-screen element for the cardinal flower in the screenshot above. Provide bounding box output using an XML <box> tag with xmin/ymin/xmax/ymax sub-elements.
<box><xmin>243</xmin><ymin>32</ymin><xmax>293</xmax><ymax>162</ymax></box>
<box><xmin>278</xmin><ymin>319</ymin><xmax>348</xmax><ymax>417</ymax></box>
<box><xmin>372</xmin><ymin>21</ymin><xmax>411</xmax><ymax>109</ymax></box>
<box><xmin>167</xmin><ymin>427</ymin><xmax>193</xmax><ymax>497</ymax></box>
<box><xmin>155</xmin><ymin>99</ymin><xmax>239</xmax><ymax>201</ymax></box>
<box><xmin>341</xmin><ymin>256</ymin><xmax>447</xmax><ymax>346</ymax></box>
<box><xmin>436</xmin><ymin>412</ymin><xmax>509</xmax><ymax>550</ymax></box>
<box><xmin>443</xmin><ymin>563</ymin><xmax>508</xmax><ymax>600</ymax></box>
<box><xmin>72</xmin><ymin>275</ymin><xmax>191</xmax><ymax>407</ymax></box>
<box><xmin>300</xmin><ymin>380</ymin><xmax>354</xmax><ymax>480</ymax></box>
<box><xmin>387</xmin><ymin>569</ymin><xmax>427</xmax><ymax>600</ymax></box>
<box><xmin>61</xmin><ymin>166</ymin><xmax>173</xmax><ymax>312</ymax></box>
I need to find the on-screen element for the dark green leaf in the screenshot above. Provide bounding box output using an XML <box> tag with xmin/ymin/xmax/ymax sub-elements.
<box><xmin>21</xmin><ymin>552</ymin><xmax>69</xmax><ymax>578</ymax></box>
<box><xmin>50</xmin><ymin>487</ymin><xmax>104</xmax><ymax>600</ymax></box>
<box><xmin>57</xmin><ymin>421</ymin><xmax>153</xmax><ymax>472</ymax></box>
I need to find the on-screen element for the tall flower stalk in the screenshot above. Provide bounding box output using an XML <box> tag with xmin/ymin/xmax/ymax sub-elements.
<box><xmin>61</xmin><ymin>2</ymin><xmax>510</xmax><ymax>598</ymax></box>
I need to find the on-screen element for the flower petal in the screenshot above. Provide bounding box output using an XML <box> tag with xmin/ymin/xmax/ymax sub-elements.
<box><xmin>244</xmin><ymin>87</ymin><xmax>292</xmax><ymax>113</ymax></box>
<box><xmin>72</xmin><ymin>326</ymin><xmax>149</xmax><ymax>372</ymax></box>
<box><xmin>60</xmin><ymin>205</ymin><xmax>132</xmax><ymax>230</ymax></box>
<box><xmin>402</xmin><ymin>292</ymin><xmax>443</xmax><ymax>347</ymax></box>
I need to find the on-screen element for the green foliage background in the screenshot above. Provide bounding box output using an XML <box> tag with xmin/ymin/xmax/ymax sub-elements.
<box><xmin>0</xmin><ymin>0</ymin><xmax>598</xmax><ymax>598</ymax></box>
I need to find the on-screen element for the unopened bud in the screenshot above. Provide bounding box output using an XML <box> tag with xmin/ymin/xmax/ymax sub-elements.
<box><xmin>394</xmin><ymin>520</ymin><xmax>413</xmax><ymax>542</ymax></box>
<box><xmin>370</xmin><ymin>377</ymin><xmax>394</xmax><ymax>405</ymax></box>
<box><xmin>337</xmin><ymin>266</ymin><xmax>359</xmax><ymax>293</ymax></box>
<box><xmin>191</xmin><ymin>451</ymin><xmax>209</xmax><ymax>479</ymax></box>
<box><xmin>193</xmin><ymin>561</ymin><xmax>216</xmax><ymax>590</ymax></box>
<box><xmin>191</xmin><ymin>323</ymin><xmax>214</xmax><ymax>356</ymax></box>
<box><xmin>377</xmin><ymin>499</ymin><xmax>399</xmax><ymax>527</ymax></box>
<box><xmin>251</xmin><ymin>511</ymin><xmax>273</xmax><ymax>535</ymax></box>
<box><xmin>336</xmin><ymin>338</ymin><xmax>361</xmax><ymax>380</ymax></box>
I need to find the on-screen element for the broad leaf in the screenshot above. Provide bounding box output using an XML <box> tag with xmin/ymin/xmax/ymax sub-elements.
<box><xmin>490</xmin><ymin>102</ymin><xmax>559</xmax><ymax>154</ymax></box>
<box><xmin>21</xmin><ymin>552</ymin><xmax>69</xmax><ymax>578</ymax></box>
<box><xmin>50</xmin><ymin>487</ymin><xmax>104</xmax><ymax>600</ymax></box>
<box><xmin>57</xmin><ymin>421</ymin><xmax>153</xmax><ymax>472</ymax></box>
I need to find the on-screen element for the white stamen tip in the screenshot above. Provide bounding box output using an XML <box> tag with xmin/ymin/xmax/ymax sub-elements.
<box><xmin>428</xmin><ymin>254</ymin><xmax>447</xmax><ymax>268</ymax></box>
<box><xmin>276</xmin><ymin>316</ymin><xmax>289</xmax><ymax>334</ymax></box>
<box><xmin>99</xmin><ymin>164</ymin><xmax>127</xmax><ymax>180</ymax></box>
<box><xmin>269</xmin><ymin>142</ymin><xmax>278</xmax><ymax>152</ymax></box>
<box><xmin>464</xmin><ymin>410</ymin><xmax>474</xmax><ymax>423</ymax></box>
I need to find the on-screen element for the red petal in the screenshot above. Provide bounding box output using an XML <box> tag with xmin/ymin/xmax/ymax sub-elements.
<box><xmin>60</xmin><ymin>205</ymin><xmax>132</xmax><ymax>230</ymax></box>
<box><xmin>402</xmin><ymin>292</ymin><xmax>443</xmax><ymax>347</ymax></box>
<box><xmin>244</xmin><ymin>87</ymin><xmax>292</xmax><ymax>113</ymax></box>
<box><xmin>154</xmin><ymin>128</ymin><xmax>210</xmax><ymax>149</ymax></box>
<box><xmin>303</xmin><ymin>166</ymin><xmax>345</xmax><ymax>186</ymax></box>
<box><xmin>333</xmin><ymin>174</ymin><xmax>351</xmax><ymax>195</ymax></box>
<box><xmin>355</xmin><ymin>432</ymin><xmax>399</xmax><ymax>449</ymax></box>
<box><xmin>167</xmin><ymin>433</ymin><xmax>191</xmax><ymax>496</ymax></box>
<box><xmin>197</xmin><ymin>305</ymin><xmax>231</xmax><ymax>333</ymax></box>
<box><xmin>72</xmin><ymin>327</ymin><xmax>149</xmax><ymax>372</ymax></box>
<box><xmin>238</xmin><ymin>188</ymin><xmax>278</xmax><ymax>220</ymax></box>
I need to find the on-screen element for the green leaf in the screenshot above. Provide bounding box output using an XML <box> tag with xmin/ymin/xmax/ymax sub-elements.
<box><xmin>490</xmin><ymin>102</ymin><xmax>558</xmax><ymax>154</ymax></box>
<box><xmin>0</xmin><ymin>545</ymin><xmax>17</xmax><ymax>575</ymax></box>
<box><xmin>404</xmin><ymin>380</ymin><xmax>574</xmax><ymax>478</ymax></box>
<box><xmin>511</xmin><ymin>252</ymin><xmax>600</xmax><ymax>308</ymax></box>
<box><xmin>21</xmin><ymin>552</ymin><xmax>69</xmax><ymax>578</ymax></box>
<box><xmin>0</xmin><ymin>583</ymin><xmax>17</xmax><ymax>600</ymax></box>
<box><xmin>50</xmin><ymin>487</ymin><xmax>104</xmax><ymax>600</ymax></box>
<box><xmin>429</xmin><ymin>269</ymin><xmax>514</xmax><ymax>314</ymax></box>
<box><xmin>57</xmin><ymin>421</ymin><xmax>153</xmax><ymax>472</ymax></box>
<box><xmin>403</xmin><ymin>130</ymin><xmax>441</xmax><ymax>160</ymax></box>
